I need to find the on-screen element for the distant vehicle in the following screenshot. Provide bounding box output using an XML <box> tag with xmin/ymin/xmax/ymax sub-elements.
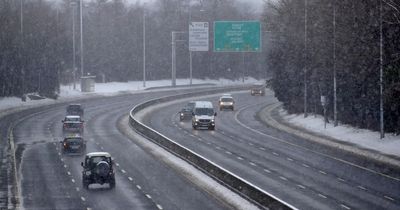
<box><xmin>179</xmin><ymin>101</ymin><xmax>196</xmax><ymax>121</ymax></box>
<box><xmin>62</xmin><ymin>115</ymin><xmax>84</xmax><ymax>135</ymax></box>
<box><xmin>62</xmin><ymin>115</ymin><xmax>83</xmax><ymax>123</ymax></box>
<box><xmin>60</xmin><ymin>135</ymin><xmax>86</xmax><ymax>155</ymax></box>
<box><xmin>192</xmin><ymin>101</ymin><xmax>216</xmax><ymax>130</ymax></box>
<box><xmin>81</xmin><ymin>152</ymin><xmax>116</xmax><ymax>189</ymax></box>
<box><xmin>251</xmin><ymin>83</ymin><xmax>266</xmax><ymax>96</ymax></box>
<box><xmin>66</xmin><ymin>104</ymin><xmax>84</xmax><ymax>117</ymax></box>
<box><xmin>218</xmin><ymin>95</ymin><xmax>235</xmax><ymax>111</ymax></box>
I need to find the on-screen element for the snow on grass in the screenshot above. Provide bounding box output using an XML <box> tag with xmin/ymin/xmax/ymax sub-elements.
<box><xmin>281</xmin><ymin>109</ymin><xmax>400</xmax><ymax>157</ymax></box>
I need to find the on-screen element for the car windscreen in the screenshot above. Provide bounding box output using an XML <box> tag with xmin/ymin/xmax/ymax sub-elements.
<box><xmin>64</xmin><ymin>123</ymin><xmax>81</xmax><ymax>128</ymax></box>
<box><xmin>194</xmin><ymin>108</ymin><xmax>214</xmax><ymax>116</ymax></box>
<box><xmin>221</xmin><ymin>98</ymin><xmax>233</xmax><ymax>102</ymax></box>
<box><xmin>65</xmin><ymin>138</ymin><xmax>82</xmax><ymax>145</ymax></box>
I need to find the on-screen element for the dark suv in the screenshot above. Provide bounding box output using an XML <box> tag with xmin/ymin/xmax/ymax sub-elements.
<box><xmin>66</xmin><ymin>104</ymin><xmax>84</xmax><ymax>117</ymax></box>
<box><xmin>60</xmin><ymin>136</ymin><xmax>86</xmax><ymax>155</ymax></box>
<box><xmin>81</xmin><ymin>152</ymin><xmax>115</xmax><ymax>189</ymax></box>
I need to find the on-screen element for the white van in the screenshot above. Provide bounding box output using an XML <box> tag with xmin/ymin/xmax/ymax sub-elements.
<box><xmin>192</xmin><ymin>101</ymin><xmax>217</xmax><ymax>130</ymax></box>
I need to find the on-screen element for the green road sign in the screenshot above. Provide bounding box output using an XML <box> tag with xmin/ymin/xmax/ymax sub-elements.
<box><xmin>214</xmin><ymin>21</ymin><xmax>261</xmax><ymax>52</ymax></box>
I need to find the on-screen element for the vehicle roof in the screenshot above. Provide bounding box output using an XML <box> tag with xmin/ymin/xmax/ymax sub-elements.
<box><xmin>68</xmin><ymin>104</ymin><xmax>81</xmax><ymax>106</ymax></box>
<box><xmin>194</xmin><ymin>101</ymin><xmax>213</xmax><ymax>108</ymax></box>
<box><xmin>65</xmin><ymin>115</ymin><xmax>81</xmax><ymax>118</ymax></box>
<box><xmin>220</xmin><ymin>95</ymin><xmax>233</xmax><ymax>99</ymax></box>
<box><xmin>64</xmin><ymin>134</ymin><xmax>82</xmax><ymax>139</ymax></box>
<box><xmin>85</xmin><ymin>152</ymin><xmax>111</xmax><ymax>158</ymax></box>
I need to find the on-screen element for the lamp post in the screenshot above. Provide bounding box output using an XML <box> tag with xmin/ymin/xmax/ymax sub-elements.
<box><xmin>80</xmin><ymin>0</ymin><xmax>84</xmax><ymax>79</ymax></box>
<box><xmin>20</xmin><ymin>0</ymin><xmax>25</xmax><ymax>96</ymax></box>
<box><xmin>71</xmin><ymin>1</ymin><xmax>77</xmax><ymax>90</ymax></box>
<box><xmin>143</xmin><ymin>5</ymin><xmax>146</xmax><ymax>87</ymax></box>
<box><xmin>333</xmin><ymin>0</ymin><xmax>337</xmax><ymax>126</ymax></box>
<box><xmin>304</xmin><ymin>0</ymin><xmax>308</xmax><ymax>118</ymax></box>
<box><xmin>379</xmin><ymin>0</ymin><xmax>384</xmax><ymax>138</ymax></box>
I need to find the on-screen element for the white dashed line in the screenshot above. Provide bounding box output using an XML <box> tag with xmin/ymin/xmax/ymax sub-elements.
<box><xmin>338</xmin><ymin>178</ymin><xmax>346</xmax><ymax>182</ymax></box>
<box><xmin>286</xmin><ymin>158</ymin><xmax>293</xmax><ymax>162</ymax></box>
<box><xmin>248</xmin><ymin>142</ymin><xmax>254</xmax><ymax>146</ymax></box>
<box><xmin>58</xmin><ymin>152</ymin><xmax>61</xmax><ymax>156</ymax></box>
<box><xmin>81</xmin><ymin>197</ymin><xmax>86</xmax><ymax>202</ymax></box>
<box><xmin>64</xmin><ymin>165</ymin><xmax>67</xmax><ymax>168</ymax></box>
<box><xmin>279</xmin><ymin>176</ymin><xmax>288</xmax><ymax>181</ymax></box>
<box><xmin>318</xmin><ymin>194</ymin><xmax>327</xmax><ymax>199</ymax></box>
<box><xmin>297</xmin><ymin>184</ymin><xmax>306</xmax><ymax>189</ymax></box>
<box><xmin>76</xmin><ymin>187</ymin><xmax>80</xmax><ymax>192</ymax></box>
<box><xmin>128</xmin><ymin>177</ymin><xmax>133</xmax><ymax>181</ymax></box>
<box><xmin>67</xmin><ymin>171</ymin><xmax>71</xmax><ymax>176</ymax></box>
<box><xmin>272</xmin><ymin>152</ymin><xmax>279</xmax><ymax>156</ymax></box>
<box><xmin>116</xmin><ymin>163</ymin><xmax>120</xmax><ymax>167</ymax></box>
<box><xmin>249</xmin><ymin>162</ymin><xmax>256</xmax><ymax>166</ymax></box>
<box><xmin>156</xmin><ymin>204</ymin><xmax>163</xmax><ymax>210</ymax></box>
<box><xmin>319</xmin><ymin>170</ymin><xmax>327</xmax><ymax>175</ymax></box>
<box><xmin>384</xmin><ymin>195</ymin><xmax>395</xmax><ymax>201</ymax></box>
<box><xmin>340</xmin><ymin>204</ymin><xmax>351</xmax><ymax>210</ymax></box>
<box><xmin>357</xmin><ymin>186</ymin><xmax>367</xmax><ymax>191</ymax></box>
<box><xmin>197</xmin><ymin>138</ymin><xmax>202</xmax><ymax>141</ymax></box>
<box><xmin>225</xmin><ymin>151</ymin><xmax>232</xmax><ymax>155</ymax></box>
<box><xmin>71</xmin><ymin>179</ymin><xmax>75</xmax><ymax>183</ymax></box>
<box><xmin>136</xmin><ymin>185</ymin><xmax>142</xmax><ymax>190</ymax></box>
<box><xmin>146</xmin><ymin>194</ymin><xmax>152</xmax><ymax>199</ymax></box>
<box><xmin>121</xmin><ymin>169</ymin><xmax>126</xmax><ymax>174</ymax></box>
<box><xmin>263</xmin><ymin>169</ymin><xmax>271</xmax><ymax>173</ymax></box>
<box><xmin>302</xmin><ymin>164</ymin><xmax>310</xmax><ymax>168</ymax></box>
<box><xmin>259</xmin><ymin>147</ymin><xmax>266</xmax><ymax>151</ymax></box>
<box><xmin>215</xmin><ymin>146</ymin><xmax>222</xmax><ymax>150</ymax></box>
<box><xmin>61</xmin><ymin>158</ymin><xmax>64</xmax><ymax>162</ymax></box>
<box><xmin>237</xmin><ymin>156</ymin><xmax>244</xmax><ymax>160</ymax></box>
<box><xmin>206</xmin><ymin>142</ymin><xmax>211</xmax><ymax>145</ymax></box>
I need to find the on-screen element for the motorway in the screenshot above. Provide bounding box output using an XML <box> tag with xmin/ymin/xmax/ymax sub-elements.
<box><xmin>3</xmin><ymin>87</ymin><xmax>400</xmax><ymax>210</ymax></box>
<box><xmin>7</xmin><ymin>89</ymin><xmax>234</xmax><ymax>210</ymax></box>
<box><xmin>143</xmin><ymin>90</ymin><xmax>400</xmax><ymax>210</ymax></box>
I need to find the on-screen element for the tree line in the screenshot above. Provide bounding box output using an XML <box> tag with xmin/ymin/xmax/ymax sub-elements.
<box><xmin>0</xmin><ymin>0</ymin><xmax>265</xmax><ymax>99</ymax></box>
<box><xmin>263</xmin><ymin>0</ymin><xmax>400</xmax><ymax>133</ymax></box>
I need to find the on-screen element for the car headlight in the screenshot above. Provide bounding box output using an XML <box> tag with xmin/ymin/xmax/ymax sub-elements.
<box><xmin>180</xmin><ymin>113</ymin><xmax>184</xmax><ymax>116</ymax></box>
<box><xmin>211</xmin><ymin>119</ymin><xmax>215</xmax><ymax>122</ymax></box>
<box><xmin>195</xmin><ymin>119</ymin><xmax>199</xmax><ymax>122</ymax></box>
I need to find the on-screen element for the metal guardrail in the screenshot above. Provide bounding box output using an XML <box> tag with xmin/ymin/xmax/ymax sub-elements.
<box><xmin>129</xmin><ymin>86</ymin><xmax>297</xmax><ymax>210</ymax></box>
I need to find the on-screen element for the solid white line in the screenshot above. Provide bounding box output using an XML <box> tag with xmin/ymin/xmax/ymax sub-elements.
<box><xmin>319</xmin><ymin>170</ymin><xmax>327</xmax><ymax>175</ymax></box>
<box><xmin>128</xmin><ymin>177</ymin><xmax>133</xmax><ymax>181</ymax></box>
<box><xmin>318</xmin><ymin>194</ymin><xmax>327</xmax><ymax>199</ymax></box>
<box><xmin>384</xmin><ymin>195</ymin><xmax>395</xmax><ymax>201</ymax></box>
<box><xmin>156</xmin><ymin>204</ymin><xmax>163</xmax><ymax>210</ymax></box>
<box><xmin>146</xmin><ymin>194</ymin><xmax>152</xmax><ymax>199</ymax></box>
<box><xmin>297</xmin><ymin>184</ymin><xmax>306</xmax><ymax>189</ymax></box>
<box><xmin>340</xmin><ymin>204</ymin><xmax>351</xmax><ymax>210</ymax></box>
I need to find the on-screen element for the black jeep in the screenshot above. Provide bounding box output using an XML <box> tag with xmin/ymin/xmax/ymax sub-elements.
<box><xmin>81</xmin><ymin>152</ymin><xmax>116</xmax><ymax>189</ymax></box>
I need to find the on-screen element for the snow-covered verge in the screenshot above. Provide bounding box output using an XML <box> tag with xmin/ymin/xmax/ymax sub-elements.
<box><xmin>280</xmin><ymin>109</ymin><xmax>400</xmax><ymax>158</ymax></box>
<box><xmin>0</xmin><ymin>78</ymin><xmax>260</xmax><ymax>115</ymax></box>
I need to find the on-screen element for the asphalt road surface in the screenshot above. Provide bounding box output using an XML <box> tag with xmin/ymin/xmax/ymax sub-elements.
<box><xmin>7</xmin><ymin>89</ymin><xmax>230</xmax><ymax>210</ymax></box>
<box><xmin>143</xmin><ymin>90</ymin><xmax>400</xmax><ymax>210</ymax></box>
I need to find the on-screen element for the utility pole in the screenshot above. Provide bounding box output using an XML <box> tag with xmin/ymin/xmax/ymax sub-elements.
<box><xmin>333</xmin><ymin>0</ymin><xmax>338</xmax><ymax>126</ymax></box>
<box><xmin>172</xmin><ymin>32</ymin><xmax>176</xmax><ymax>87</ymax></box>
<box><xmin>143</xmin><ymin>5</ymin><xmax>146</xmax><ymax>87</ymax></box>
<box><xmin>71</xmin><ymin>1</ymin><xmax>77</xmax><ymax>90</ymax></box>
<box><xmin>380</xmin><ymin>0</ymin><xmax>384</xmax><ymax>138</ymax></box>
<box><xmin>20</xmin><ymin>0</ymin><xmax>25</xmax><ymax>97</ymax></box>
<box><xmin>80</xmin><ymin>0</ymin><xmax>84</xmax><ymax>79</ymax></box>
<box><xmin>304</xmin><ymin>0</ymin><xmax>308</xmax><ymax>118</ymax></box>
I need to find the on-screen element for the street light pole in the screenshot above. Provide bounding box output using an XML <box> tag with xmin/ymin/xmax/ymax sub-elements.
<box><xmin>172</xmin><ymin>32</ymin><xmax>176</xmax><ymax>87</ymax></box>
<box><xmin>80</xmin><ymin>0</ymin><xmax>84</xmax><ymax>79</ymax></box>
<box><xmin>304</xmin><ymin>0</ymin><xmax>308</xmax><ymax>118</ymax></box>
<box><xmin>379</xmin><ymin>0</ymin><xmax>384</xmax><ymax>138</ymax></box>
<box><xmin>143</xmin><ymin>5</ymin><xmax>146</xmax><ymax>87</ymax></box>
<box><xmin>20</xmin><ymin>0</ymin><xmax>25</xmax><ymax>96</ymax></box>
<box><xmin>71</xmin><ymin>2</ymin><xmax>77</xmax><ymax>90</ymax></box>
<box><xmin>189</xmin><ymin>2</ymin><xmax>193</xmax><ymax>86</ymax></box>
<box><xmin>333</xmin><ymin>0</ymin><xmax>338</xmax><ymax>126</ymax></box>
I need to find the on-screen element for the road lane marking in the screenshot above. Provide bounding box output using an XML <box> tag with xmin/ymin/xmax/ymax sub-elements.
<box><xmin>340</xmin><ymin>204</ymin><xmax>351</xmax><ymax>209</ymax></box>
<box><xmin>136</xmin><ymin>185</ymin><xmax>142</xmax><ymax>190</ymax></box>
<box><xmin>156</xmin><ymin>204</ymin><xmax>163</xmax><ymax>210</ymax></box>
<box><xmin>263</xmin><ymin>169</ymin><xmax>271</xmax><ymax>173</ymax></box>
<box><xmin>58</xmin><ymin>152</ymin><xmax>61</xmax><ymax>156</ymax></box>
<box><xmin>357</xmin><ymin>186</ymin><xmax>367</xmax><ymax>191</ymax></box>
<box><xmin>116</xmin><ymin>163</ymin><xmax>120</xmax><ymax>167</ymax></box>
<box><xmin>279</xmin><ymin>176</ymin><xmax>287</xmax><ymax>181</ymax></box>
<box><xmin>286</xmin><ymin>158</ymin><xmax>293</xmax><ymax>161</ymax></box>
<box><xmin>237</xmin><ymin>156</ymin><xmax>244</xmax><ymax>160</ymax></box>
<box><xmin>225</xmin><ymin>151</ymin><xmax>232</xmax><ymax>155</ymax></box>
<box><xmin>272</xmin><ymin>152</ymin><xmax>279</xmax><ymax>156</ymax></box>
<box><xmin>297</xmin><ymin>184</ymin><xmax>306</xmax><ymax>189</ymax></box>
<box><xmin>61</xmin><ymin>158</ymin><xmax>64</xmax><ymax>162</ymax></box>
<box><xmin>121</xmin><ymin>169</ymin><xmax>126</xmax><ymax>174</ymax></box>
<box><xmin>128</xmin><ymin>177</ymin><xmax>133</xmax><ymax>181</ymax></box>
<box><xmin>81</xmin><ymin>197</ymin><xmax>86</xmax><ymax>202</ymax></box>
<box><xmin>146</xmin><ymin>194</ymin><xmax>152</xmax><ymax>199</ymax></box>
<box><xmin>71</xmin><ymin>179</ymin><xmax>75</xmax><ymax>183</ymax></box>
<box><xmin>259</xmin><ymin>147</ymin><xmax>266</xmax><ymax>151</ymax></box>
<box><xmin>249</xmin><ymin>162</ymin><xmax>256</xmax><ymax>166</ymax></box>
<box><xmin>319</xmin><ymin>170</ymin><xmax>327</xmax><ymax>175</ymax></box>
<box><xmin>384</xmin><ymin>195</ymin><xmax>394</xmax><ymax>201</ymax></box>
<box><xmin>248</xmin><ymin>142</ymin><xmax>254</xmax><ymax>146</ymax></box>
<box><xmin>76</xmin><ymin>187</ymin><xmax>80</xmax><ymax>192</ymax></box>
<box><xmin>318</xmin><ymin>194</ymin><xmax>327</xmax><ymax>199</ymax></box>
<box><xmin>302</xmin><ymin>164</ymin><xmax>310</xmax><ymax>168</ymax></box>
<box><xmin>338</xmin><ymin>178</ymin><xmax>346</xmax><ymax>182</ymax></box>
<box><xmin>64</xmin><ymin>164</ymin><xmax>67</xmax><ymax>168</ymax></box>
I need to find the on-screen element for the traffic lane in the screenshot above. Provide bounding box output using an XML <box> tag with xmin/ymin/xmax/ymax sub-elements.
<box><xmin>144</xmin><ymin>94</ymin><xmax>398</xmax><ymax>210</ymax></box>
<box><xmin>11</xmin><ymin>90</ymin><xmax>192</xmax><ymax>209</ymax></box>
<box><xmin>84</xmin><ymin>98</ymin><xmax>228</xmax><ymax>210</ymax></box>
<box><xmin>231</xmin><ymin>93</ymin><xmax>400</xmax><ymax>200</ymax></box>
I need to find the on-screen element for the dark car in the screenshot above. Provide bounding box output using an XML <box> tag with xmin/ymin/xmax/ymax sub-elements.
<box><xmin>81</xmin><ymin>152</ymin><xmax>116</xmax><ymax>189</ymax></box>
<box><xmin>62</xmin><ymin>120</ymin><xmax>84</xmax><ymax>135</ymax></box>
<box><xmin>250</xmin><ymin>83</ymin><xmax>266</xmax><ymax>96</ymax></box>
<box><xmin>61</xmin><ymin>136</ymin><xmax>86</xmax><ymax>155</ymax></box>
<box><xmin>66</xmin><ymin>104</ymin><xmax>84</xmax><ymax>117</ymax></box>
<box><xmin>179</xmin><ymin>101</ymin><xmax>196</xmax><ymax>121</ymax></box>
